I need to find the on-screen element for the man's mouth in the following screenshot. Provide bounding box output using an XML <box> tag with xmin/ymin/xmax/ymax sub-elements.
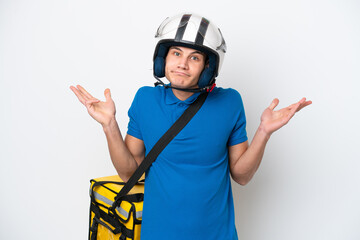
<box><xmin>173</xmin><ymin>71</ymin><xmax>190</xmax><ymax>77</ymax></box>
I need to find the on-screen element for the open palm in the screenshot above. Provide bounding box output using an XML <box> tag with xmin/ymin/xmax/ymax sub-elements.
<box><xmin>260</xmin><ymin>98</ymin><xmax>312</xmax><ymax>135</ymax></box>
<box><xmin>70</xmin><ymin>85</ymin><xmax>116</xmax><ymax>126</ymax></box>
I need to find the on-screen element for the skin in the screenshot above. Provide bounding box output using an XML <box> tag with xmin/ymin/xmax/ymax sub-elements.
<box><xmin>70</xmin><ymin>45</ymin><xmax>312</xmax><ymax>184</ymax></box>
<box><xmin>164</xmin><ymin>46</ymin><xmax>206</xmax><ymax>100</ymax></box>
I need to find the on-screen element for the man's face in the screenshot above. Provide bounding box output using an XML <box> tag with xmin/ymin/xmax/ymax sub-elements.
<box><xmin>165</xmin><ymin>46</ymin><xmax>206</xmax><ymax>89</ymax></box>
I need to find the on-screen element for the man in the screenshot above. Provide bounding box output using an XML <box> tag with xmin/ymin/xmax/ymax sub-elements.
<box><xmin>70</xmin><ymin>13</ymin><xmax>311</xmax><ymax>240</ymax></box>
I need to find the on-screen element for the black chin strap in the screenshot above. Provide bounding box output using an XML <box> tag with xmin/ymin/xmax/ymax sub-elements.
<box><xmin>153</xmin><ymin>76</ymin><xmax>216</xmax><ymax>93</ymax></box>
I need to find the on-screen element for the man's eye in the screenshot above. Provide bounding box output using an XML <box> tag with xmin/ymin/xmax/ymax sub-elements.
<box><xmin>174</xmin><ymin>52</ymin><xmax>180</xmax><ymax>56</ymax></box>
<box><xmin>191</xmin><ymin>56</ymin><xmax>199</xmax><ymax>61</ymax></box>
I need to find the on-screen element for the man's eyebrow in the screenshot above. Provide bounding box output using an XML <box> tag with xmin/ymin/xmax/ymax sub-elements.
<box><xmin>169</xmin><ymin>46</ymin><xmax>204</xmax><ymax>56</ymax></box>
<box><xmin>170</xmin><ymin>46</ymin><xmax>183</xmax><ymax>52</ymax></box>
<box><xmin>192</xmin><ymin>50</ymin><xmax>204</xmax><ymax>55</ymax></box>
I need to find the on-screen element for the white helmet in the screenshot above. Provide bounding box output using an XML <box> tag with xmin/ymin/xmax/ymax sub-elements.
<box><xmin>153</xmin><ymin>13</ymin><xmax>227</xmax><ymax>91</ymax></box>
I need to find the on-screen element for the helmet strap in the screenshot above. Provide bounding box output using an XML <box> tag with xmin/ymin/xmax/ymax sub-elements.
<box><xmin>153</xmin><ymin>76</ymin><xmax>215</xmax><ymax>93</ymax></box>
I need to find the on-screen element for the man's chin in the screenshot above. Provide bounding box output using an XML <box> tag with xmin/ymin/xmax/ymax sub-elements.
<box><xmin>170</xmin><ymin>83</ymin><xmax>198</xmax><ymax>90</ymax></box>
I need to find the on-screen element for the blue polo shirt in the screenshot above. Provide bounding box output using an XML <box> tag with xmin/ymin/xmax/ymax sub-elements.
<box><xmin>127</xmin><ymin>86</ymin><xmax>247</xmax><ymax>240</ymax></box>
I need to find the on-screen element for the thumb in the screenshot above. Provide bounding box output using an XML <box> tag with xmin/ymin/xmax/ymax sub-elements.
<box><xmin>104</xmin><ymin>88</ymin><xmax>112</xmax><ymax>102</ymax></box>
<box><xmin>268</xmin><ymin>98</ymin><xmax>279</xmax><ymax>110</ymax></box>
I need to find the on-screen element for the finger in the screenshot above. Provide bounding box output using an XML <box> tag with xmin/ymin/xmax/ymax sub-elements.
<box><xmin>283</xmin><ymin>98</ymin><xmax>310</xmax><ymax>123</ymax></box>
<box><xmin>286</xmin><ymin>98</ymin><xmax>311</xmax><ymax>121</ymax></box>
<box><xmin>76</xmin><ymin>86</ymin><xmax>91</xmax><ymax>102</ymax></box>
<box><xmin>288</xmin><ymin>101</ymin><xmax>302</xmax><ymax>119</ymax></box>
<box><xmin>268</xmin><ymin>98</ymin><xmax>279</xmax><ymax>110</ymax></box>
<box><xmin>296</xmin><ymin>100</ymin><xmax>312</xmax><ymax>112</ymax></box>
<box><xmin>304</xmin><ymin>100</ymin><xmax>312</xmax><ymax>106</ymax></box>
<box><xmin>104</xmin><ymin>88</ymin><xmax>112</xmax><ymax>102</ymax></box>
<box><xmin>77</xmin><ymin>85</ymin><xmax>95</xmax><ymax>99</ymax></box>
<box><xmin>299</xmin><ymin>97</ymin><xmax>306</xmax><ymax>105</ymax></box>
<box><xmin>284</xmin><ymin>98</ymin><xmax>305</xmax><ymax>112</ymax></box>
<box><xmin>287</xmin><ymin>102</ymin><xmax>297</xmax><ymax>109</ymax></box>
<box><xmin>70</xmin><ymin>86</ymin><xmax>86</xmax><ymax>104</ymax></box>
<box><xmin>85</xmin><ymin>98</ymin><xmax>100</xmax><ymax>107</ymax></box>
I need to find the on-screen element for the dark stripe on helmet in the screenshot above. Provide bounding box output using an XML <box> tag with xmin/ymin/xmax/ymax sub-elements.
<box><xmin>195</xmin><ymin>17</ymin><xmax>209</xmax><ymax>45</ymax></box>
<box><xmin>175</xmin><ymin>14</ymin><xmax>191</xmax><ymax>41</ymax></box>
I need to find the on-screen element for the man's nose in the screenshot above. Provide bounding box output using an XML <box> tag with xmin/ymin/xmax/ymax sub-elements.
<box><xmin>177</xmin><ymin>57</ymin><xmax>189</xmax><ymax>69</ymax></box>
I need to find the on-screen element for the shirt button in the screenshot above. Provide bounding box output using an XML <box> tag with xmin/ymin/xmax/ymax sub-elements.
<box><xmin>178</xmin><ymin>103</ymin><xmax>185</xmax><ymax>107</ymax></box>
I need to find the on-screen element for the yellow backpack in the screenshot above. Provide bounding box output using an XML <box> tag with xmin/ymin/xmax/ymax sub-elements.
<box><xmin>89</xmin><ymin>175</ymin><xmax>144</xmax><ymax>240</ymax></box>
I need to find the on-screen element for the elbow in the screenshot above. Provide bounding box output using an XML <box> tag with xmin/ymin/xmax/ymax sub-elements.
<box><xmin>117</xmin><ymin>170</ymin><xmax>135</xmax><ymax>183</ymax></box>
<box><xmin>237</xmin><ymin>180</ymin><xmax>249</xmax><ymax>186</ymax></box>
<box><xmin>232</xmin><ymin>174</ymin><xmax>252</xmax><ymax>186</ymax></box>
<box><xmin>230</xmin><ymin>162</ymin><xmax>257</xmax><ymax>186</ymax></box>
<box><xmin>236</xmin><ymin>178</ymin><xmax>250</xmax><ymax>186</ymax></box>
<box><xmin>117</xmin><ymin>173</ymin><xmax>130</xmax><ymax>183</ymax></box>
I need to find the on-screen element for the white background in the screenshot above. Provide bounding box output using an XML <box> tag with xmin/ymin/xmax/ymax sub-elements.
<box><xmin>1</xmin><ymin>0</ymin><xmax>359</xmax><ymax>239</ymax></box>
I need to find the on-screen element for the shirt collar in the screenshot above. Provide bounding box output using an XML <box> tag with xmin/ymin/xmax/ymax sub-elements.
<box><xmin>164</xmin><ymin>85</ymin><xmax>201</xmax><ymax>105</ymax></box>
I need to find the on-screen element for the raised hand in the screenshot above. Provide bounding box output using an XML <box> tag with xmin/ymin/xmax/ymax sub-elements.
<box><xmin>260</xmin><ymin>97</ymin><xmax>312</xmax><ymax>136</ymax></box>
<box><xmin>70</xmin><ymin>85</ymin><xmax>116</xmax><ymax>127</ymax></box>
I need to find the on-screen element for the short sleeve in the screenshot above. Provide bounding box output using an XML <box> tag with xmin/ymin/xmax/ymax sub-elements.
<box><xmin>127</xmin><ymin>89</ymin><xmax>143</xmax><ymax>140</ymax></box>
<box><xmin>227</xmin><ymin>92</ymin><xmax>248</xmax><ymax>146</ymax></box>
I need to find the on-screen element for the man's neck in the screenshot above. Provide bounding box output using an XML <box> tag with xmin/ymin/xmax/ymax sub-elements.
<box><xmin>171</xmin><ymin>88</ymin><xmax>194</xmax><ymax>101</ymax></box>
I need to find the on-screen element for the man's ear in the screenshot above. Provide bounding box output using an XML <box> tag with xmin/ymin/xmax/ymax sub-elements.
<box><xmin>154</xmin><ymin>56</ymin><xmax>166</xmax><ymax>77</ymax></box>
<box><xmin>198</xmin><ymin>65</ymin><xmax>214</xmax><ymax>88</ymax></box>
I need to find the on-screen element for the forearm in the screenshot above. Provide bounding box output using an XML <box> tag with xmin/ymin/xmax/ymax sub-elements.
<box><xmin>102</xmin><ymin>118</ymin><xmax>138</xmax><ymax>182</ymax></box>
<box><xmin>231</xmin><ymin>125</ymin><xmax>270</xmax><ymax>185</ymax></box>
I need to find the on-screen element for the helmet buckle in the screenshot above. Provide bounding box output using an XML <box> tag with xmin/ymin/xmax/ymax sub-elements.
<box><xmin>207</xmin><ymin>83</ymin><xmax>216</xmax><ymax>92</ymax></box>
